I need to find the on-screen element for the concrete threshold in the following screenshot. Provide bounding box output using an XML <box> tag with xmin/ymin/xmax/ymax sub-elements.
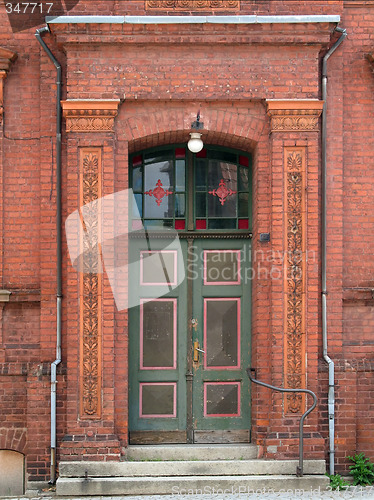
<box><xmin>56</xmin><ymin>474</ymin><xmax>329</xmax><ymax>496</ymax></box>
<box><xmin>126</xmin><ymin>443</ymin><xmax>258</xmax><ymax>461</ymax></box>
<box><xmin>59</xmin><ymin>459</ymin><xmax>326</xmax><ymax>478</ymax></box>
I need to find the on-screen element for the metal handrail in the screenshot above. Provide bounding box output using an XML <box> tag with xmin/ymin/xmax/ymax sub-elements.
<box><xmin>246</xmin><ymin>367</ymin><xmax>317</xmax><ymax>477</ymax></box>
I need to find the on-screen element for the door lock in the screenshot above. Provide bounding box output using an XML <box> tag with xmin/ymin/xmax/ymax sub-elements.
<box><xmin>193</xmin><ymin>340</ymin><xmax>205</xmax><ymax>363</ymax></box>
<box><xmin>190</xmin><ymin>318</ymin><xmax>198</xmax><ymax>331</ymax></box>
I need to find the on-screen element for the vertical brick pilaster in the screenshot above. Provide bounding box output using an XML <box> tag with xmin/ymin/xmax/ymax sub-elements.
<box><xmin>113</xmin><ymin>132</ymin><xmax>129</xmax><ymax>452</ymax></box>
<box><xmin>265</xmin><ymin>100</ymin><xmax>324</xmax><ymax>458</ymax></box>
<box><xmin>0</xmin><ymin>49</ymin><xmax>17</xmax><ymax>360</ymax></box>
<box><xmin>61</xmin><ymin>100</ymin><xmax>121</xmax><ymax>461</ymax></box>
<box><xmin>249</xmin><ymin>115</ymin><xmax>272</xmax><ymax>454</ymax></box>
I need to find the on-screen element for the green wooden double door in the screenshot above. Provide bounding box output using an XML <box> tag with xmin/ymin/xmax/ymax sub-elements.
<box><xmin>129</xmin><ymin>237</ymin><xmax>252</xmax><ymax>444</ymax></box>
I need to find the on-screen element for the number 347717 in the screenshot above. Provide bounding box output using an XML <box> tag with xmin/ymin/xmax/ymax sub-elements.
<box><xmin>6</xmin><ymin>3</ymin><xmax>54</xmax><ymax>14</ymax></box>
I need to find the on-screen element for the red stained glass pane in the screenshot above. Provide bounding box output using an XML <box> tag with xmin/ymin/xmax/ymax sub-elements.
<box><xmin>175</xmin><ymin>148</ymin><xmax>186</xmax><ymax>159</ymax></box>
<box><xmin>196</xmin><ymin>219</ymin><xmax>207</xmax><ymax>230</ymax></box>
<box><xmin>132</xmin><ymin>155</ymin><xmax>142</xmax><ymax>167</ymax></box>
<box><xmin>239</xmin><ymin>155</ymin><xmax>249</xmax><ymax>167</ymax></box>
<box><xmin>238</xmin><ymin>219</ymin><xmax>249</xmax><ymax>230</ymax></box>
<box><xmin>175</xmin><ymin>220</ymin><xmax>185</xmax><ymax>230</ymax></box>
<box><xmin>196</xmin><ymin>148</ymin><xmax>207</xmax><ymax>158</ymax></box>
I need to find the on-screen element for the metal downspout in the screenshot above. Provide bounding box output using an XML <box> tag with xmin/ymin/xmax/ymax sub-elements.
<box><xmin>321</xmin><ymin>26</ymin><xmax>347</xmax><ymax>476</ymax></box>
<box><xmin>35</xmin><ymin>26</ymin><xmax>62</xmax><ymax>485</ymax></box>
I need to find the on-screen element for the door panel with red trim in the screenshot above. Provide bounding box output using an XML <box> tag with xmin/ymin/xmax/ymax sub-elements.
<box><xmin>192</xmin><ymin>239</ymin><xmax>251</xmax><ymax>442</ymax></box>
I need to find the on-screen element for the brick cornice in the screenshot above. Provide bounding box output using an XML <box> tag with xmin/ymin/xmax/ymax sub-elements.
<box><xmin>0</xmin><ymin>47</ymin><xmax>17</xmax><ymax>72</ymax></box>
<box><xmin>266</xmin><ymin>99</ymin><xmax>324</xmax><ymax>132</ymax></box>
<box><xmin>0</xmin><ymin>48</ymin><xmax>17</xmax><ymax>122</ymax></box>
<box><xmin>61</xmin><ymin>100</ymin><xmax>120</xmax><ymax>133</ymax></box>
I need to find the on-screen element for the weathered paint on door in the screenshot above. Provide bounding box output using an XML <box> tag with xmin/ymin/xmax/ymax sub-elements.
<box><xmin>191</xmin><ymin>239</ymin><xmax>251</xmax><ymax>443</ymax></box>
<box><xmin>128</xmin><ymin>146</ymin><xmax>252</xmax><ymax>444</ymax></box>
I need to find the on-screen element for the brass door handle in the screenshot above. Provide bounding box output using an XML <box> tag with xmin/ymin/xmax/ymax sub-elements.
<box><xmin>193</xmin><ymin>340</ymin><xmax>205</xmax><ymax>363</ymax></box>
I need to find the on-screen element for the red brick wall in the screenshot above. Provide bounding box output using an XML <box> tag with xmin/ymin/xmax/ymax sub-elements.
<box><xmin>0</xmin><ymin>374</ymin><xmax>27</xmax><ymax>453</ymax></box>
<box><xmin>3</xmin><ymin>304</ymin><xmax>40</xmax><ymax>363</ymax></box>
<box><xmin>318</xmin><ymin>3</ymin><xmax>374</xmax><ymax>473</ymax></box>
<box><xmin>0</xmin><ymin>1</ymin><xmax>63</xmax><ymax>483</ymax></box>
<box><xmin>64</xmin><ymin>43</ymin><xmax>321</xmax><ymax>101</ymax></box>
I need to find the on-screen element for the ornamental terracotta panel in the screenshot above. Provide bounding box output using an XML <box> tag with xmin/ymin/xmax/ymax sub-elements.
<box><xmin>62</xmin><ymin>100</ymin><xmax>120</xmax><ymax>133</ymax></box>
<box><xmin>79</xmin><ymin>148</ymin><xmax>102</xmax><ymax>419</ymax></box>
<box><xmin>283</xmin><ymin>147</ymin><xmax>306</xmax><ymax>414</ymax></box>
<box><xmin>146</xmin><ymin>0</ymin><xmax>240</xmax><ymax>9</ymax></box>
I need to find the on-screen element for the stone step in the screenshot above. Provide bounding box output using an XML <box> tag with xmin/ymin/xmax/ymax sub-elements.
<box><xmin>59</xmin><ymin>459</ymin><xmax>326</xmax><ymax>478</ymax></box>
<box><xmin>56</xmin><ymin>474</ymin><xmax>330</xmax><ymax>496</ymax></box>
<box><xmin>126</xmin><ymin>443</ymin><xmax>258</xmax><ymax>461</ymax></box>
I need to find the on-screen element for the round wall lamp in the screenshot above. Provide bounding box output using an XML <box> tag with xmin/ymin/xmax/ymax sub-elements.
<box><xmin>187</xmin><ymin>110</ymin><xmax>204</xmax><ymax>153</ymax></box>
<box><xmin>188</xmin><ymin>132</ymin><xmax>203</xmax><ymax>153</ymax></box>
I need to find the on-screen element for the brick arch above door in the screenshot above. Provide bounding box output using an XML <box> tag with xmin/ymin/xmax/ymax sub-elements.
<box><xmin>116</xmin><ymin>102</ymin><xmax>267</xmax><ymax>153</ymax></box>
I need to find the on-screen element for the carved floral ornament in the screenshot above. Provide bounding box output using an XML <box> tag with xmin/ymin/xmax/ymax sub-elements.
<box><xmin>61</xmin><ymin>100</ymin><xmax>120</xmax><ymax>133</ymax></box>
<box><xmin>266</xmin><ymin>100</ymin><xmax>324</xmax><ymax>132</ymax></box>
<box><xmin>79</xmin><ymin>148</ymin><xmax>102</xmax><ymax>418</ymax></box>
<box><xmin>284</xmin><ymin>148</ymin><xmax>306</xmax><ymax>415</ymax></box>
<box><xmin>146</xmin><ymin>0</ymin><xmax>240</xmax><ymax>9</ymax></box>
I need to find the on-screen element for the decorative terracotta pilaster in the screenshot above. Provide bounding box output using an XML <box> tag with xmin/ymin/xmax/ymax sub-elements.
<box><xmin>283</xmin><ymin>147</ymin><xmax>307</xmax><ymax>414</ymax></box>
<box><xmin>267</xmin><ymin>100</ymin><xmax>323</xmax><ymax>415</ymax></box>
<box><xmin>61</xmin><ymin>100</ymin><xmax>120</xmax><ymax>133</ymax></box>
<box><xmin>61</xmin><ymin>99</ymin><xmax>121</xmax><ymax>460</ymax></box>
<box><xmin>62</xmin><ymin>100</ymin><xmax>119</xmax><ymax>420</ymax></box>
<box><xmin>79</xmin><ymin>148</ymin><xmax>102</xmax><ymax>419</ymax></box>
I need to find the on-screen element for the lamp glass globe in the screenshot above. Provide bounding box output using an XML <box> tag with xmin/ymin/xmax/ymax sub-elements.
<box><xmin>188</xmin><ymin>132</ymin><xmax>203</xmax><ymax>153</ymax></box>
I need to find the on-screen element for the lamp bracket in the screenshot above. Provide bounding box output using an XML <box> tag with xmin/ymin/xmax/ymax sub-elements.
<box><xmin>191</xmin><ymin>120</ymin><xmax>204</xmax><ymax>130</ymax></box>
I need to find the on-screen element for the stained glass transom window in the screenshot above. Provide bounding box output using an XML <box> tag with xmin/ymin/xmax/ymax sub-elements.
<box><xmin>130</xmin><ymin>146</ymin><xmax>251</xmax><ymax>231</ymax></box>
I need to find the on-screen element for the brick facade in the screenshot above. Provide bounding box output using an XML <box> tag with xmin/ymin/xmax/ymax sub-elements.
<box><xmin>0</xmin><ymin>0</ymin><xmax>373</xmax><ymax>485</ymax></box>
